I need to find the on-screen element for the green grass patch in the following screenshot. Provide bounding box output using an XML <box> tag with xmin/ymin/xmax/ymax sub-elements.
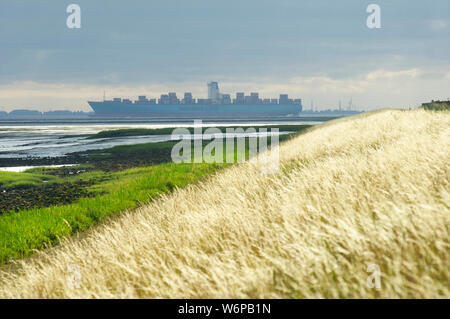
<box><xmin>0</xmin><ymin>171</ymin><xmax>59</xmax><ymax>189</ymax></box>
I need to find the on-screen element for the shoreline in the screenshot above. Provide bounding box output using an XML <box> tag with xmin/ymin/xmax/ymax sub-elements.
<box><xmin>0</xmin><ymin>164</ymin><xmax>77</xmax><ymax>173</ymax></box>
<box><xmin>0</xmin><ymin>124</ymin><xmax>314</xmax><ymax>169</ymax></box>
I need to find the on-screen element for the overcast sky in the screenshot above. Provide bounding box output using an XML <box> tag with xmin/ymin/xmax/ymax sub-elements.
<box><xmin>0</xmin><ymin>0</ymin><xmax>449</xmax><ymax>111</ymax></box>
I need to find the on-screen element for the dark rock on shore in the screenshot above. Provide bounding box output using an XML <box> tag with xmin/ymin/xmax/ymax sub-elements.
<box><xmin>0</xmin><ymin>181</ymin><xmax>96</xmax><ymax>214</ymax></box>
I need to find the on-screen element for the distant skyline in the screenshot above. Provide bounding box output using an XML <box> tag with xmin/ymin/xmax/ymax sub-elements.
<box><xmin>0</xmin><ymin>0</ymin><xmax>449</xmax><ymax>112</ymax></box>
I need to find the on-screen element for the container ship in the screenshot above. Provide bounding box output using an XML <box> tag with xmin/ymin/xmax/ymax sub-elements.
<box><xmin>88</xmin><ymin>82</ymin><xmax>302</xmax><ymax>118</ymax></box>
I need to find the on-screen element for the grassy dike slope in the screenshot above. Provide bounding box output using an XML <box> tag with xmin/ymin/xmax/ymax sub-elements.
<box><xmin>0</xmin><ymin>109</ymin><xmax>449</xmax><ymax>298</ymax></box>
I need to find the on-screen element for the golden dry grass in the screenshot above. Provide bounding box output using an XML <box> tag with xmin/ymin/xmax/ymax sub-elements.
<box><xmin>0</xmin><ymin>109</ymin><xmax>449</xmax><ymax>298</ymax></box>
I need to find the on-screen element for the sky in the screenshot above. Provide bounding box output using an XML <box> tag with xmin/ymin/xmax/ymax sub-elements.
<box><xmin>0</xmin><ymin>0</ymin><xmax>449</xmax><ymax>112</ymax></box>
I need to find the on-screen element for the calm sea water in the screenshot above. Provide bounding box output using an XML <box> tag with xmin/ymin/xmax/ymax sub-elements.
<box><xmin>0</xmin><ymin>118</ymin><xmax>325</xmax><ymax>169</ymax></box>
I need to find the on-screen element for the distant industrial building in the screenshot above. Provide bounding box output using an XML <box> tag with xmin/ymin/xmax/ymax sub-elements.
<box><xmin>182</xmin><ymin>92</ymin><xmax>194</xmax><ymax>104</ymax></box>
<box><xmin>207</xmin><ymin>82</ymin><xmax>220</xmax><ymax>104</ymax></box>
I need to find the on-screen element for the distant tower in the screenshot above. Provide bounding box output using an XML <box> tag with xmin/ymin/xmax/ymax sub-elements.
<box><xmin>207</xmin><ymin>82</ymin><xmax>220</xmax><ymax>104</ymax></box>
<box><xmin>339</xmin><ymin>100</ymin><xmax>342</xmax><ymax>111</ymax></box>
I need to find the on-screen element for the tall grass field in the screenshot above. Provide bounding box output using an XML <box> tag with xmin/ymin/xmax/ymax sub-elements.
<box><xmin>0</xmin><ymin>109</ymin><xmax>448</xmax><ymax>298</ymax></box>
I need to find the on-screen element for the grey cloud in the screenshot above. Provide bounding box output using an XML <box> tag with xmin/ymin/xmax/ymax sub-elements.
<box><xmin>0</xmin><ymin>0</ymin><xmax>449</xmax><ymax>87</ymax></box>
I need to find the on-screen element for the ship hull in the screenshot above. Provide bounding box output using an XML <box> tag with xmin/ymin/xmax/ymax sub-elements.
<box><xmin>88</xmin><ymin>102</ymin><xmax>301</xmax><ymax>118</ymax></box>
